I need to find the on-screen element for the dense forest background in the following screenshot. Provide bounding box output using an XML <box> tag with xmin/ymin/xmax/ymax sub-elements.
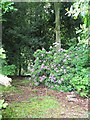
<box><xmin>2</xmin><ymin>2</ymin><xmax>85</xmax><ymax>75</ymax></box>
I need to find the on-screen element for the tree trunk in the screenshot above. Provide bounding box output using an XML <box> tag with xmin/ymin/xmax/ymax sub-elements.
<box><xmin>19</xmin><ymin>62</ymin><xmax>21</xmax><ymax>76</ymax></box>
<box><xmin>18</xmin><ymin>51</ymin><xmax>22</xmax><ymax>76</ymax></box>
<box><xmin>54</xmin><ymin>2</ymin><xmax>61</xmax><ymax>50</ymax></box>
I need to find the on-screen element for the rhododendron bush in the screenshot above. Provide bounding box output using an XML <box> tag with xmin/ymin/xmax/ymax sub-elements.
<box><xmin>30</xmin><ymin>42</ymin><xmax>89</xmax><ymax>97</ymax></box>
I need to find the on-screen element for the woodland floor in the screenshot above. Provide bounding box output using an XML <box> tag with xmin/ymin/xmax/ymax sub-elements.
<box><xmin>2</xmin><ymin>79</ymin><xmax>90</xmax><ymax>119</ymax></box>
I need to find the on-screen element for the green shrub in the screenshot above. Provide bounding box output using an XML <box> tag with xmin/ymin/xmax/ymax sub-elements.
<box><xmin>0</xmin><ymin>100</ymin><xmax>8</xmax><ymax>109</ymax></box>
<box><xmin>0</xmin><ymin>47</ymin><xmax>16</xmax><ymax>76</ymax></box>
<box><xmin>70</xmin><ymin>68</ymin><xmax>88</xmax><ymax>97</ymax></box>
<box><xmin>30</xmin><ymin>42</ymin><xmax>89</xmax><ymax>97</ymax></box>
<box><xmin>0</xmin><ymin>47</ymin><xmax>6</xmax><ymax>74</ymax></box>
<box><xmin>0</xmin><ymin>99</ymin><xmax>8</xmax><ymax>119</ymax></box>
<box><xmin>0</xmin><ymin>47</ymin><xmax>6</xmax><ymax>59</ymax></box>
<box><xmin>2</xmin><ymin>65</ymin><xmax>16</xmax><ymax>76</ymax></box>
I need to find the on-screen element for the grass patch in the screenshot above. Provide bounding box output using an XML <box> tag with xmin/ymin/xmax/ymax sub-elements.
<box><xmin>12</xmin><ymin>79</ymin><xmax>31</xmax><ymax>87</ymax></box>
<box><xmin>20</xmin><ymin>79</ymin><xmax>30</xmax><ymax>85</ymax></box>
<box><xmin>0</xmin><ymin>86</ymin><xmax>22</xmax><ymax>94</ymax></box>
<box><xmin>2</xmin><ymin>96</ymin><xmax>59</xmax><ymax>118</ymax></box>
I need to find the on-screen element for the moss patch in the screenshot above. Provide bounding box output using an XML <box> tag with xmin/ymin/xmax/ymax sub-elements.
<box><xmin>3</xmin><ymin>96</ymin><xmax>59</xmax><ymax>118</ymax></box>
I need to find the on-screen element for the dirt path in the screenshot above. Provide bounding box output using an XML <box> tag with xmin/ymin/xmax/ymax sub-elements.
<box><xmin>4</xmin><ymin>85</ymin><xmax>89</xmax><ymax>118</ymax></box>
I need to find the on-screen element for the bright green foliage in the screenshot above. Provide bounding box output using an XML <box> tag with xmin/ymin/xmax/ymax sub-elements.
<box><xmin>66</xmin><ymin>0</ymin><xmax>89</xmax><ymax>43</ymax></box>
<box><xmin>0</xmin><ymin>99</ymin><xmax>8</xmax><ymax>120</ymax></box>
<box><xmin>0</xmin><ymin>1</ymin><xmax>15</xmax><ymax>14</ymax></box>
<box><xmin>0</xmin><ymin>99</ymin><xmax>8</xmax><ymax>109</ymax></box>
<box><xmin>30</xmin><ymin>42</ymin><xmax>89</xmax><ymax>97</ymax></box>
<box><xmin>67</xmin><ymin>43</ymin><xmax>89</xmax><ymax>97</ymax></box>
<box><xmin>0</xmin><ymin>47</ymin><xmax>6</xmax><ymax>74</ymax></box>
<box><xmin>71</xmin><ymin>73</ymin><xmax>88</xmax><ymax>97</ymax></box>
<box><xmin>0</xmin><ymin>0</ymin><xmax>17</xmax><ymax>18</ymax></box>
<box><xmin>2</xmin><ymin>64</ymin><xmax>16</xmax><ymax>75</ymax></box>
<box><xmin>0</xmin><ymin>47</ymin><xmax>6</xmax><ymax>59</ymax></box>
<box><xmin>0</xmin><ymin>47</ymin><xmax>16</xmax><ymax>75</ymax></box>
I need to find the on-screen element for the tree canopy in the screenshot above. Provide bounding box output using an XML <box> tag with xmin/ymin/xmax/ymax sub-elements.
<box><xmin>2</xmin><ymin>2</ymin><xmax>84</xmax><ymax>75</ymax></box>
